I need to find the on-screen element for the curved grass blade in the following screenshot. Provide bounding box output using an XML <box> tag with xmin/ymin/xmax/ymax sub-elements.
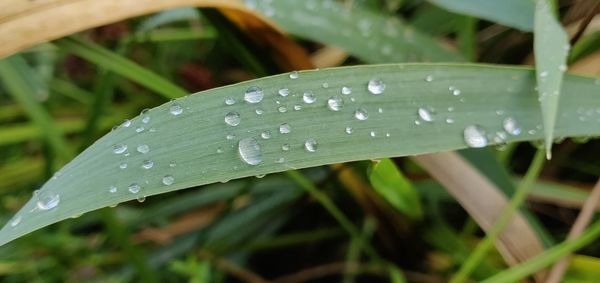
<box><xmin>534</xmin><ymin>0</ymin><xmax>570</xmax><ymax>159</ymax></box>
<box><xmin>251</xmin><ymin>0</ymin><xmax>462</xmax><ymax>62</ymax></box>
<box><xmin>1</xmin><ymin>63</ymin><xmax>600</xmax><ymax>246</ymax></box>
<box><xmin>428</xmin><ymin>0</ymin><xmax>534</xmax><ymax>31</ymax></box>
<box><xmin>369</xmin><ymin>159</ymin><xmax>422</xmax><ymax>219</ymax></box>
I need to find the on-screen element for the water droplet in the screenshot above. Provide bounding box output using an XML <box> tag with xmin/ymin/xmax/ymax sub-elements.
<box><xmin>113</xmin><ymin>144</ymin><xmax>127</xmax><ymax>154</ymax></box>
<box><xmin>417</xmin><ymin>107</ymin><xmax>435</xmax><ymax>122</ymax></box>
<box><xmin>226</xmin><ymin>133</ymin><xmax>236</xmax><ymax>140</ymax></box>
<box><xmin>327</xmin><ymin>95</ymin><xmax>343</xmax><ymax>111</ymax></box>
<box><xmin>279</xmin><ymin>123</ymin><xmax>292</xmax><ymax>134</ymax></box>
<box><xmin>275</xmin><ymin>157</ymin><xmax>285</xmax><ymax>163</ymax></box>
<box><xmin>137</xmin><ymin>144</ymin><xmax>150</xmax><ymax>154</ymax></box>
<box><xmin>354</xmin><ymin>108</ymin><xmax>369</xmax><ymax>121</ymax></box>
<box><xmin>36</xmin><ymin>190</ymin><xmax>60</xmax><ymax>210</ymax></box>
<box><xmin>558</xmin><ymin>64</ymin><xmax>567</xmax><ymax>72</ymax></box>
<box><xmin>225</xmin><ymin>97</ymin><xmax>236</xmax><ymax>105</ymax></box>
<box><xmin>128</xmin><ymin>183</ymin><xmax>141</xmax><ymax>194</ymax></box>
<box><xmin>289</xmin><ymin>71</ymin><xmax>300</xmax><ymax>79</ymax></box>
<box><xmin>370</xmin><ymin>131</ymin><xmax>376</xmax><ymax>137</ymax></box>
<box><xmin>282</xmin><ymin>144</ymin><xmax>290</xmax><ymax>151</ymax></box>
<box><xmin>261</xmin><ymin>131</ymin><xmax>272</xmax><ymax>139</ymax></box>
<box><xmin>425</xmin><ymin>75</ymin><xmax>434</xmax><ymax>82</ymax></box>
<box><xmin>463</xmin><ymin>125</ymin><xmax>488</xmax><ymax>148</ymax></box>
<box><xmin>9</xmin><ymin>215</ymin><xmax>21</xmax><ymax>227</ymax></box>
<box><xmin>244</xmin><ymin>86</ymin><xmax>264</xmax><ymax>103</ymax></box>
<box><xmin>217</xmin><ymin>147</ymin><xmax>224</xmax><ymax>153</ymax></box>
<box><xmin>135</xmin><ymin>126</ymin><xmax>145</xmax><ymax>133</ymax></box>
<box><xmin>225</xmin><ymin>112</ymin><xmax>241</xmax><ymax>126</ymax></box>
<box><xmin>255</xmin><ymin>108</ymin><xmax>264</xmax><ymax>115</ymax></box>
<box><xmin>322</xmin><ymin>82</ymin><xmax>329</xmax><ymax>88</ymax></box>
<box><xmin>278</xmin><ymin>88</ymin><xmax>289</xmax><ymax>97</ymax></box>
<box><xmin>109</xmin><ymin>186</ymin><xmax>118</xmax><ymax>193</ymax></box>
<box><xmin>341</xmin><ymin>86</ymin><xmax>352</xmax><ymax>95</ymax></box>
<box><xmin>385</xmin><ymin>132</ymin><xmax>391</xmax><ymax>137</ymax></box>
<box><xmin>378</xmin><ymin>108</ymin><xmax>383</xmax><ymax>113</ymax></box>
<box><xmin>142</xmin><ymin>160</ymin><xmax>154</xmax><ymax>169</ymax></box>
<box><xmin>303</xmin><ymin>91</ymin><xmax>316</xmax><ymax>104</ymax></box>
<box><xmin>255</xmin><ymin>174</ymin><xmax>266</xmax><ymax>179</ymax></box>
<box><xmin>119</xmin><ymin>162</ymin><xmax>128</xmax><ymax>169</ymax></box>
<box><xmin>294</xmin><ymin>104</ymin><xmax>302</xmax><ymax>111</ymax></box>
<box><xmin>445</xmin><ymin>118</ymin><xmax>454</xmax><ymax>124</ymax></box>
<box><xmin>169</xmin><ymin>161</ymin><xmax>177</xmax><ymax>167</ymax></box>
<box><xmin>503</xmin><ymin>117</ymin><xmax>522</xmax><ymax>136</ymax></box>
<box><xmin>539</xmin><ymin>71</ymin><xmax>548</xmax><ymax>78</ymax></box>
<box><xmin>162</xmin><ymin>175</ymin><xmax>174</xmax><ymax>185</ymax></box>
<box><xmin>238</xmin><ymin>138</ymin><xmax>263</xmax><ymax>165</ymax></box>
<box><xmin>304</xmin><ymin>138</ymin><xmax>318</xmax><ymax>152</ymax></box>
<box><xmin>367</xmin><ymin>79</ymin><xmax>385</xmax><ymax>95</ymax></box>
<box><xmin>122</xmin><ymin>119</ymin><xmax>131</xmax><ymax>128</ymax></box>
<box><xmin>277</xmin><ymin>106</ymin><xmax>287</xmax><ymax>113</ymax></box>
<box><xmin>170</xmin><ymin>103</ymin><xmax>183</xmax><ymax>116</ymax></box>
<box><xmin>345</xmin><ymin>126</ymin><xmax>353</xmax><ymax>134</ymax></box>
<box><xmin>142</xmin><ymin>116</ymin><xmax>151</xmax><ymax>124</ymax></box>
<box><xmin>136</xmin><ymin>196</ymin><xmax>146</xmax><ymax>202</ymax></box>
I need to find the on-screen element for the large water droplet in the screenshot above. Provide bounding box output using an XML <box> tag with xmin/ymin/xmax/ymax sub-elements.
<box><xmin>225</xmin><ymin>112</ymin><xmax>241</xmax><ymax>126</ymax></box>
<box><xmin>463</xmin><ymin>125</ymin><xmax>488</xmax><ymax>148</ymax></box>
<box><xmin>113</xmin><ymin>144</ymin><xmax>127</xmax><ymax>154</ymax></box>
<box><xmin>502</xmin><ymin>117</ymin><xmax>521</xmax><ymax>136</ymax></box>
<box><xmin>142</xmin><ymin>160</ymin><xmax>154</xmax><ymax>169</ymax></box>
<box><xmin>367</xmin><ymin>79</ymin><xmax>385</xmax><ymax>95</ymax></box>
<box><xmin>327</xmin><ymin>96</ymin><xmax>344</xmax><ymax>111</ymax></box>
<box><xmin>278</xmin><ymin>88</ymin><xmax>289</xmax><ymax>97</ymax></box>
<box><xmin>170</xmin><ymin>103</ymin><xmax>183</xmax><ymax>116</ymax></box>
<box><xmin>417</xmin><ymin>107</ymin><xmax>435</xmax><ymax>122</ymax></box>
<box><xmin>162</xmin><ymin>175</ymin><xmax>174</xmax><ymax>185</ymax></box>
<box><xmin>354</xmin><ymin>108</ymin><xmax>369</xmax><ymax>121</ymax></box>
<box><xmin>279</xmin><ymin>123</ymin><xmax>292</xmax><ymax>134</ymax></box>
<box><xmin>303</xmin><ymin>91</ymin><xmax>316</xmax><ymax>104</ymax></box>
<box><xmin>304</xmin><ymin>138</ymin><xmax>318</xmax><ymax>152</ymax></box>
<box><xmin>36</xmin><ymin>191</ymin><xmax>60</xmax><ymax>210</ymax></box>
<box><xmin>238</xmin><ymin>138</ymin><xmax>263</xmax><ymax>165</ymax></box>
<box><xmin>289</xmin><ymin>71</ymin><xmax>300</xmax><ymax>79</ymax></box>
<box><xmin>128</xmin><ymin>183</ymin><xmax>141</xmax><ymax>194</ymax></box>
<box><xmin>244</xmin><ymin>86</ymin><xmax>264</xmax><ymax>103</ymax></box>
<box><xmin>137</xmin><ymin>144</ymin><xmax>150</xmax><ymax>154</ymax></box>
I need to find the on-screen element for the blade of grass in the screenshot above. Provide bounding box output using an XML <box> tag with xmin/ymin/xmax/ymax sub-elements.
<box><xmin>54</xmin><ymin>37</ymin><xmax>188</xmax><ymax>99</ymax></box>
<box><xmin>0</xmin><ymin>55</ymin><xmax>73</xmax><ymax>161</ymax></box>
<box><xmin>450</xmin><ymin>149</ymin><xmax>546</xmax><ymax>283</ymax></box>
<box><xmin>369</xmin><ymin>159</ymin><xmax>422</xmax><ymax>219</ymax></box>
<box><xmin>482</xmin><ymin>219</ymin><xmax>600</xmax><ymax>283</ymax></box>
<box><xmin>534</xmin><ymin>0</ymin><xmax>570</xmax><ymax>159</ymax></box>
<box><xmin>428</xmin><ymin>0</ymin><xmax>534</xmax><ymax>31</ymax></box>
<box><xmin>1</xmin><ymin>64</ymin><xmax>600</xmax><ymax>246</ymax></box>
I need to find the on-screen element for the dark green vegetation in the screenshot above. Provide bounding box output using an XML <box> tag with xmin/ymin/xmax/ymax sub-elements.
<box><xmin>0</xmin><ymin>0</ymin><xmax>599</xmax><ymax>282</ymax></box>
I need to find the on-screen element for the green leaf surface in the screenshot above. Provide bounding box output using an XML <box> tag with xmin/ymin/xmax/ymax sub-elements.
<box><xmin>428</xmin><ymin>0</ymin><xmax>535</xmax><ymax>31</ymax></box>
<box><xmin>533</xmin><ymin>0</ymin><xmax>570</xmax><ymax>158</ymax></box>
<box><xmin>252</xmin><ymin>0</ymin><xmax>462</xmax><ymax>62</ymax></box>
<box><xmin>369</xmin><ymin>158</ymin><xmax>422</xmax><ymax>219</ymax></box>
<box><xmin>1</xmin><ymin>63</ymin><xmax>600</xmax><ymax>246</ymax></box>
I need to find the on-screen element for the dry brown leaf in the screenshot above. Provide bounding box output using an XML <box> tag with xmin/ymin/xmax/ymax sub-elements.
<box><xmin>570</xmin><ymin>50</ymin><xmax>600</xmax><ymax>75</ymax></box>
<box><xmin>0</xmin><ymin>0</ymin><xmax>313</xmax><ymax>70</ymax></box>
<box><xmin>311</xmin><ymin>46</ymin><xmax>349</xmax><ymax>68</ymax></box>
<box><xmin>412</xmin><ymin>152</ymin><xmax>546</xmax><ymax>281</ymax></box>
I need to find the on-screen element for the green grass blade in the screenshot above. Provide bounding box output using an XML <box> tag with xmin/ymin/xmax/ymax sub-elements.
<box><xmin>54</xmin><ymin>37</ymin><xmax>188</xmax><ymax>99</ymax></box>
<box><xmin>251</xmin><ymin>0</ymin><xmax>462</xmax><ymax>62</ymax></box>
<box><xmin>428</xmin><ymin>0</ymin><xmax>534</xmax><ymax>31</ymax></box>
<box><xmin>369</xmin><ymin>158</ymin><xmax>422</xmax><ymax>219</ymax></box>
<box><xmin>534</xmin><ymin>0</ymin><xmax>570</xmax><ymax>159</ymax></box>
<box><xmin>1</xmin><ymin>63</ymin><xmax>599</xmax><ymax>246</ymax></box>
<box><xmin>482</xmin><ymin>219</ymin><xmax>600</xmax><ymax>283</ymax></box>
<box><xmin>0</xmin><ymin>55</ymin><xmax>73</xmax><ymax>161</ymax></box>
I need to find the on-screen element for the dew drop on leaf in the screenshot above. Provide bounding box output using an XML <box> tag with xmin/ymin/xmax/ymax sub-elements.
<box><xmin>464</xmin><ymin>125</ymin><xmax>488</xmax><ymax>148</ymax></box>
<box><xmin>109</xmin><ymin>186</ymin><xmax>118</xmax><ymax>193</ymax></box>
<box><xmin>238</xmin><ymin>138</ymin><xmax>263</xmax><ymax>165</ymax></box>
<box><xmin>354</xmin><ymin>108</ymin><xmax>369</xmax><ymax>121</ymax></box>
<box><xmin>170</xmin><ymin>103</ymin><xmax>183</xmax><ymax>116</ymax></box>
<box><xmin>503</xmin><ymin>117</ymin><xmax>522</xmax><ymax>136</ymax></box>
<box><xmin>304</xmin><ymin>138</ymin><xmax>318</xmax><ymax>152</ymax></box>
<box><xmin>225</xmin><ymin>112</ymin><xmax>241</xmax><ymax>126</ymax></box>
<box><xmin>162</xmin><ymin>175</ymin><xmax>174</xmax><ymax>186</ymax></box>
<box><xmin>327</xmin><ymin>96</ymin><xmax>343</xmax><ymax>111</ymax></box>
<box><xmin>279</xmin><ymin>123</ymin><xmax>292</xmax><ymax>134</ymax></box>
<box><xmin>303</xmin><ymin>91</ymin><xmax>316</xmax><ymax>104</ymax></box>
<box><xmin>36</xmin><ymin>190</ymin><xmax>60</xmax><ymax>210</ymax></box>
<box><xmin>417</xmin><ymin>107</ymin><xmax>435</xmax><ymax>122</ymax></box>
<box><xmin>113</xmin><ymin>144</ymin><xmax>127</xmax><ymax>154</ymax></box>
<box><xmin>128</xmin><ymin>183</ymin><xmax>141</xmax><ymax>194</ymax></box>
<box><xmin>289</xmin><ymin>71</ymin><xmax>300</xmax><ymax>79</ymax></box>
<box><xmin>244</xmin><ymin>86</ymin><xmax>264</xmax><ymax>103</ymax></box>
<box><xmin>142</xmin><ymin>160</ymin><xmax>154</xmax><ymax>169</ymax></box>
<box><xmin>367</xmin><ymin>79</ymin><xmax>385</xmax><ymax>95</ymax></box>
<box><xmin>137</xmin><ymin>144</ymin><xmax>150</xmax><ymax>154</ymax></box>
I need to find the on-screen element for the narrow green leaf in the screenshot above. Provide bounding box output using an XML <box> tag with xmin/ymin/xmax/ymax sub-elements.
<box><xmin>1</xmin><ymin>64</ymin><xmax>599</xmax><ymax>246</ymax></box>
<box><xmin>534</xmin><ymin>0</ymin><xmax>570</xmax><ymax>159</ymax></box>
<box><xmin>0</xmin><ymin>55</ymin><xmax>73</xmax><ymax>161</ymax></box>
<box><xmin>54</xmin><ymin>37</ymin><xmax>188</xmax><ymax>99</ymax></box>
<box><xmin>250</xmin><ymin>0</ymin><xmax>462</xmax><ymax>62</ymax></box>
<box><xmin>428</xmin><ymin>0</ymin><xmax>534</xmax><ymax>31</ymax></box>
<box><xmin>569</xmin><ymin>31</ymin><xmax>600</xmax><ymax>63</ymax></box>
<box><xmin>369</xmin><ymin>158</ymin><xmax>422</xmax><ymax>219</ymax></box>
<box><xmin>482</xmin><ymin>219</ymin><xmax>600</xmax><ymax>283</ymax></box>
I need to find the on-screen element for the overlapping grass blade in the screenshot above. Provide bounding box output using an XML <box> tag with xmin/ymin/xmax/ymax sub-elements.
<box><xmin>533</xmin><ymin>0</ymin><xmax>570</xmax><ymax>159</ymax></box>
<box><xmin>1</xmin><ymin>63</ymin><xmax>600</xmax><ymax>245</ymax></box>
<box><xmin>428</xmin><ymin>0</ymin><xmax>534</xmax><ymax>31</ymax></box>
